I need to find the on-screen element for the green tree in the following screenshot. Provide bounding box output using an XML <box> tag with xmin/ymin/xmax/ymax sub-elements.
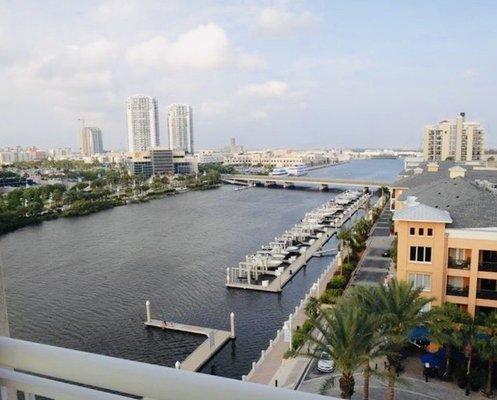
<box><xmin>429</xmin><ymin>303</ymin><xmax>471</xmax><ymax>379</ymax></box>
<box><xmin>475</xmin><ymin>311</ymin><xmax>497</xmax><ymax>395</ymax></box>
<box><xmin>303</xmin><ymin>304</ymin><xmax>377</xmax><ymax>399</ymax></box>
<box><xmin>356</xmin><ymin>279</ymin><xmax>432</xmax><ymax>400</ymax></box>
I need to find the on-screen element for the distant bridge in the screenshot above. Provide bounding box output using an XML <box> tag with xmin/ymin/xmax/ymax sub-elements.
<box><xmin>221</xmin><ymin>174</ymin><xmax>392</xmax><ymax>190</ymax></box>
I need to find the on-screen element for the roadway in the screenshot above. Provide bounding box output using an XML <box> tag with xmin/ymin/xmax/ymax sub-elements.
<box><xmin>221</xmin><ymin>174</ymin><xmax>392</xmax><ymax>190</ymax></box>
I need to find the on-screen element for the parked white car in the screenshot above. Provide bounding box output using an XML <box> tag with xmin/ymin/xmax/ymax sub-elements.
<box><xmin>317</xmin><ymin>351</ymin><xmax>334</xmax><ymax>373</ymax></box>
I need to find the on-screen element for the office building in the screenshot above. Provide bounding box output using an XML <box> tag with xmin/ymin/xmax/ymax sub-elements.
<box><xmin>167</xmin><ymin>104</ymin><xmax>193</xmax><ymax>154</ymax></box>
<box><xmin>391</xmin><ymin>162</ymin><xmax>497</xmax><ymax>316</ymax></box>
<box><xmin>80</xmin><ymin>127</ymin><xmax>104</xmax><ymax>156</ymax></box>
<box><xmin>423</xmin><ymin>113</ymin><xmax>485</xmax><ymax>162</ymax></box>
<box><xmin>149</xmin><ymin>148</ymin><xmax>174</xmax><ymax>174</ymax></box>
<box><xmin>126</xmin><ymin>95</ymin><xmax>160</xmax><ymax>152</ymax></box>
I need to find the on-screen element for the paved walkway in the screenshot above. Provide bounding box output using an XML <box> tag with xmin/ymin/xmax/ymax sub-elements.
<box><xmin>350</xmin><ymin>209</ymin><xmax>393</xmax><ymax>287</ymax></box>
<box><xmin>299</xmin><ymin>356</ymin><xmax>488</xmax><ymax>400</ymax></box>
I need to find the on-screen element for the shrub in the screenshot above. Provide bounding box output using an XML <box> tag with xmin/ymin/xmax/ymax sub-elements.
<box><xmin>301</xmin><ymin>319</ymin><xmax>314</xmax><ymax>334</ymax></box>
<box><xmin>320</xmin><ymin>288</ymin><xmax>343</xmax><ymax>304</ymax></box>
<box><xmin>342</xmin><ymin>262</ymin><xmax>356</xmax><ymax>274</ymax></box>
<box><xmin>329</xmin><ymin>275</ymin><xmax>347</xmax><ymax>289</ymax></box>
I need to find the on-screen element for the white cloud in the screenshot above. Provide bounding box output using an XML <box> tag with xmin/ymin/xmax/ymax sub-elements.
<box><xmin>236</xmin><ymin>52</ymin><xmax>266</xmax><ymax>70</ymax></box>
<box><xmin>250</xmin><ymin>110</ymin><xmax>269</xmax><ymax>120</ymax></box>
<box><xmin>126</xmin><ymin>23</ymin><xmax>229</xmax><ymax>70</ymax></box>
<box><xmin>199</xmin><ymin>100</ymin><xmax>231</xmax><ymax>119</ymax></box>
<box><xmin>462</xmin><ymin>69</ymin><xmax>477</xmax><ymax>80</ymax></box>
<box><xmin>94</xmin><ymin>0</ymin><xmax>139</xmax><ymax>20</ymax></box>
<box><xmin>238</xmin><ymin>81</ymin><xmax>289</xmax><ymax>98</ymax></box>
<box><xmin>256</xmin><ymin>7</ymin><xmax>318</xmax><ymax>35</ymax></box>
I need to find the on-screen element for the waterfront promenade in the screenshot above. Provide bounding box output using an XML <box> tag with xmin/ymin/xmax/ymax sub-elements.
<box><xmin>244</xmin><ymin>255</ymin><xmax>341</xmax><ymax>386</ymax></box>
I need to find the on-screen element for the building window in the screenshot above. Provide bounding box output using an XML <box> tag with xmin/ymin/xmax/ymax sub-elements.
<box><xmin>419</xmin><ymin>228</ymin><xmax>424</xmax><ymax>236</ymax></box>
<box><xmin>410</xmin><ymin>246</ymin><xmax>432</xmax><ymax>263</ymax></box>
<box><xmin>410</xmin><ymin>227</ymin><xmax>415</xmax><ymax>235</ymax></box>
<box><xmin>409</xmin><ymin>273</ymin><xmax>431</xmax><ymax>291</ymax></box>
<box><xmin>427</xmin><ymin>228</ymin><xmax>433</xmax><ymax>236</ymax></box>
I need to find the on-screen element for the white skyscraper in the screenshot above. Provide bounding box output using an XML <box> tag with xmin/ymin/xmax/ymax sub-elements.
<box><xmin>167</xmin><ymin>104</ymin><xmax>194</xmax><ymax>154</ymax></box>
<box><xmin>80</xmin><ymin>127</ymin><xmax>104</xmax><ymax>156</ymax></box>
<box><xmin>126</xmin><ymin>95</ymin><xmax>160</xmax><ymax>152</ymax></box>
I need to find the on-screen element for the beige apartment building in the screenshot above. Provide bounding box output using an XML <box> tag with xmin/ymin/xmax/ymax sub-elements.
<box><xmin>391</xmin><ymin>162</ymin><xmax>497</xmax><ymax>316</ymax></box>
<box><xmin>423</xmin><ymin>112</ymin><xmax>484</xmax><ymax>162</ymax></box>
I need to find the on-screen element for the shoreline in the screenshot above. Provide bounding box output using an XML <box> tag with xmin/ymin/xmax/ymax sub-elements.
<box><xmin>0</xmin><ymin>183</ymin><xmax>221</xmax><ymax>236</ymax></box>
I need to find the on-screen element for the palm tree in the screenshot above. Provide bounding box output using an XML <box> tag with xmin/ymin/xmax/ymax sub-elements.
<box><xmin>302</xmin><ymin>303</ymin><xmax>377</xmax><ymax>399</ymax></box>
<box><xmin>337</xmin><ymin>227</ymin><xmax>353</xmax><ymax>263</ymax></box>
<box><xmin>429</xmin><ymin>303</ymin><xmax>471</xmax><ymax>379</ymax></box>
<box><xmin>477</xmin><ymin>311</ymin><xmax>497</xmax><ymax>396</ymax></box>
<box><xmin>356</xmin><ymin>279</ymin><xmax>432</xmax><ymax>400</ymax></box>
<box><xmin>347</xmin><ymin>288</ymin><xmax>388</xmax><ymax>400</ymax></box>
<box><xmin>460</xmin><ymin>316</ymin><xmax>479</xmax><ymax>396</ymax></box>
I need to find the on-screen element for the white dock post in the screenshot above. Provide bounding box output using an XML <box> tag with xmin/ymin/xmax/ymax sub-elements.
<box><xmin>175</xmin><ymin>361</ymin><xmax>181</xmax><ymax>370</ymax></box>
<box><xmin>230</xmin><ymin>312</ymin><xmax>236</xmax><ymax>339</ymax></box>
<box><xmin>145</xmin><ymin>300</ymin><xmax>151</xmax><ymax>323</ymax></box>
<box><xmin>226</xmin><ymin>267</ymin><xmax>230</xmax><ymax>284</ymax></box>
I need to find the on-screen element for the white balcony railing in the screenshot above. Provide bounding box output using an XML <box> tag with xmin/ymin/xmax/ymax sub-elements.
<box><xmin>0</xmin><ymin>336</ymin><xmax>333</xmax><ymax>400</ymax></box>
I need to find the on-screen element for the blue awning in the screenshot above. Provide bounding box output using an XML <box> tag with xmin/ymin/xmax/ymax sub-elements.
<box><xmin>409</xmin><ymin>326</ymin><xmax>429</xmax><ymax>341</ymax></box>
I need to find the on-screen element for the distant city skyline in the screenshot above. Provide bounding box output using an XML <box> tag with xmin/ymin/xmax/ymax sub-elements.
<box><xmin>1</xmin><ymin>1</ymin><xmax>496</xmax><ymax>149</ymax></box>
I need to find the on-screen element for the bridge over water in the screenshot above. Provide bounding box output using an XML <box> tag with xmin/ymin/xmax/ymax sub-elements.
<box><xmin>221</xmin><ymin>174</ymin><xmax>392</xmax><ymax>190</ymax></box>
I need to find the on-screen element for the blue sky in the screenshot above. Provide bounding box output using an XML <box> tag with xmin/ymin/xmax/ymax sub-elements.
<box><xmin>1</xmin><ymin>0</ymin><xmax>496</xmax><ymax>150</ymax></box>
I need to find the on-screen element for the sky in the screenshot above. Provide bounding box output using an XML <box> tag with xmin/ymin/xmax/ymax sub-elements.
<box><xmin>1</xmin><ymin>0</ymin><xmax>496</xmax><ymax>151</ymax></box>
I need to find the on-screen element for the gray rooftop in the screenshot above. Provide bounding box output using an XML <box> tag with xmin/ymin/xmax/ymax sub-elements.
<box><xmin>393</xmin><ymin>162</ymin><xmax>497</xmax><ymax>228</ymax></box>
<box><xmin>393</xmin><ymin>204</ymin><xmax>453</xmax><ymax>223</ymax></box>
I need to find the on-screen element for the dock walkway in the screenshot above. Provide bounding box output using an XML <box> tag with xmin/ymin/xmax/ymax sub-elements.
<box><xmin>226</xmin><ymin>228</ymin><xmax>336</xmax><ymax>292</ymax></box>
<box><xmin>144</xmin><ymin>303</ymin><xmax>234</xmax><ymax>372</ymax></box>
<box><xmin>226</xmin><ymin>194</ymin><xmax>369</xmax><ymax>292</ymax></box>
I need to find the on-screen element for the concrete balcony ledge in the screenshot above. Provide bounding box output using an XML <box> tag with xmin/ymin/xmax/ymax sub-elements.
<box><xmin>0</xmin><ymin>336</ymin><xmax>334</xmax><ymax>400</ymax></box>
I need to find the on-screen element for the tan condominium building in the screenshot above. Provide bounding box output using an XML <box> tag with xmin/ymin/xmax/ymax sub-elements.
<box><xmin>391</xmin><ymin>162</ymin><xmax>497</xmax><ymax>316</ymax></box>
<box><xmin>423</xmin><ymin>112</ymin><xmax>484</xmax><ymax>162</ymax></box>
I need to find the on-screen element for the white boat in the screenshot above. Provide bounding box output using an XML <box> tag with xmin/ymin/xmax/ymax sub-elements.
<box><xmin>286</xmin><ymin>164</ymin><xmax>308</xmax><ymax>176</ymax></box>
<box><xmin>270</xmin><ymin>168</ymin><xmax>288</xmax><ymax>176</ymax></box>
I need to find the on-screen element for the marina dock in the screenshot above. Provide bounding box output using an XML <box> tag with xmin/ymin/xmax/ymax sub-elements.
<box><xmin>226</xmin><ymin>191</ymin><xmax>371</xmax><ymax>292</ymax></box>
<box><xmin>144</xmin><ymin>301</ymin><xmax>235</xmax><ymax>372</ymax></box>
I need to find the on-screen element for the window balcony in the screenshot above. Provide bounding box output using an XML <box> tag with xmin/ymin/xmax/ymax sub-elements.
<box><xmin>448</xmin><ymin>257</ymin><xmax>471</xmax><ymax>270</ymax></box>
<box><xmin>477</xmin><ymin>290</ymin><xmax>497</xmax><ymax>301</ymax></box>
<box><xmin>480</xmin><ymin>261</ymin><xmax>497</xmax><ymax>273</ymax></box>
<box><xmin>446</xmin><ymin>285</ymin><xmax>469</xmax><ymax>297</ymax></box>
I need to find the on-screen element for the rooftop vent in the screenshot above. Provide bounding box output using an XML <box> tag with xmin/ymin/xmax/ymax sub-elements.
<box><xmin>448</xmin><ymin>166</ymin><xmax>467</xmax><ymax>179</ymax></box>
<box><xmin>427</xmin><ymin>162</ymin><xmax>439</xmax><ymax>172</ymax></box>
<box><xmin>406</xmin><ymin>196</ymin><xmax>419</xmax><ymax>207</ymax></box>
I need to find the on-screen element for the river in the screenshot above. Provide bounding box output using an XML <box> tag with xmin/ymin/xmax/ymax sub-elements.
<box><xmin>0</xmin><ymin>158</ymin><xmax>402</xmax><ymax>379</ymax></box>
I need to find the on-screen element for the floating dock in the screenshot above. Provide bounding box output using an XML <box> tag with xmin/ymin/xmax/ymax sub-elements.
<box><xmin>226</xmin><ymin>191</ymin><xmax>370</xmax><ymax>292</ymax></box>
<box><xmin>144</xmin><ymin>301</ymin><xmax>235</xmax><ymax>372</ymax></box>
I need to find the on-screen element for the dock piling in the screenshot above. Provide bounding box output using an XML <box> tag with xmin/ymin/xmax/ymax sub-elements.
<box><xmin>230</xmin><ymin>312</ymin><xmax>236</xmax><ymax>339</ymax></box>
<box><xmin>145</xmin><ymin>300</ymin><xmax>151</xmax><ymax>323</ymax></box>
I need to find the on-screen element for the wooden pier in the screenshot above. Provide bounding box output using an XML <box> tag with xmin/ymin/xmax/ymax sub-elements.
<box><xmin>144</xmin><ymin>302</ymin><xmax>234</xmax><ymax>372</ymax></box>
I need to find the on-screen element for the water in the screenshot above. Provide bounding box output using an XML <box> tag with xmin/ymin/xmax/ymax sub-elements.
<box><xmin>0</xmin><ymin>159</ymin><xmax>402</xmax><ymax>379</ymax></box>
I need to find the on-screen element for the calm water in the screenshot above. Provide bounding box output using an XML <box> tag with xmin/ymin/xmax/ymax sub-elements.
<box><xmin>0</xmin><ymin>159</ymin><xmax>402</xmax><ymax>379</ymax></box>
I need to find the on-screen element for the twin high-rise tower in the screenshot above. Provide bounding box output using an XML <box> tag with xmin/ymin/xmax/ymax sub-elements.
<box><xmin>126</xmin><ymin>95</ymin><xmax>193</xmax><ymax>154</ymax></box>
<box><xmin>126</xmin><ymin>95</ymin><xmax>160</xmax><ymax>152</ymax></box>
<box><xmin>167</xmin><ymin>104</ymin><xmax>194</xmax><ymax>154</ymax></box>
